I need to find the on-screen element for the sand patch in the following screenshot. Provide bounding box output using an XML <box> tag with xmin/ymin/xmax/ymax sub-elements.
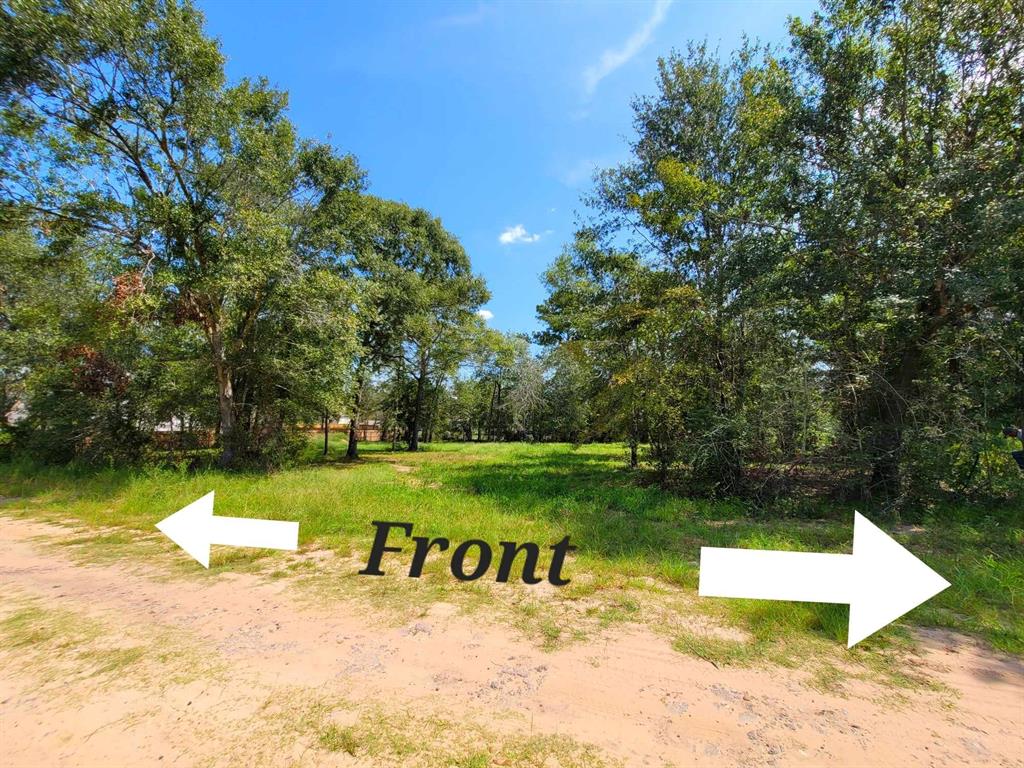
<box><xmin>1</xmin><ymin>517</ymin><xmax>1021</xmax><ymax>767</ymax></box>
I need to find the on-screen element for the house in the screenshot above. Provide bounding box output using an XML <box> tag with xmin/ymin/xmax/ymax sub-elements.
<box><xmin>313</xmin><ymin>415</ymin><xmax>383</xmax><ymax>442</ymax></box>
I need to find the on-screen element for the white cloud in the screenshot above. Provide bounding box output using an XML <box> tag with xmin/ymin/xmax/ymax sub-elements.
<box><xmin>436</xmin><ymin>2</ymin><xmax>492</xmax><ymax>27</ymax></box>
<box><xmin>476</xmin><ymin>309</ymin><xmax>494</xmax><ymax>321</ymax></box>
<box><xmin>582</xmin><ymin>0</ymin><xmax>672</xmax><ymax>96</ymax></box>
<box><xmin>498</xmin><ymin>224</ymin><xmax>541</xmax><ymax>245</ymax></box>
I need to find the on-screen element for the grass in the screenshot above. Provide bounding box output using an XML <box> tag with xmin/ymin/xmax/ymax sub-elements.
<box><xmin>310</xmin><ymin>707</ymin><xmax>616</xmax><ymax>767</ymax></box>
<box><xmin>0</xmin><ymin>600</ymin><xmax>102</xmax><ymax>652</ymax></box>
<box><xmin>0</xmin><ymin>593</ymin><xmax>221</xmax><ymax>690</ymax></box>
<box><xmin>318</xmin><ymin>723</ymin><xmax>360</xmax><ymax>755</ymax></box>
<box><xmin>1</xmin><ymin>438</ymin><xmax>1020</xmax><ymax>677</ymax></box>
<box><xmin>256</xmin><ymin>688</ymin><xmax>617</xmax><ymax>768</ymax></box>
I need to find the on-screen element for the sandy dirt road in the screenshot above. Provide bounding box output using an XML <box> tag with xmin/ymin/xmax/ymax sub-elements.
<box><xmin>1</xmin><ymin>517</ymin><xmax>1022</xmax><ymax>768</ymax></box>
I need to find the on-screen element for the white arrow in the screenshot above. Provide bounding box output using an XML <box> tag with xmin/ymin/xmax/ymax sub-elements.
<box><xmin>698</xmin><ymin>512</ymin><xmax>949</xmax><ymax>647</ymax></box>
<box><xmin>156</xmin><ymin>491</ymin><xmax>299</xmax><ymax>568</ymax></box>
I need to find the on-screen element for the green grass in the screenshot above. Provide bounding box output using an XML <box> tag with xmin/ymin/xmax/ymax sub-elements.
<box><xmin>1</xmin><ymin>439</ymin><xmax>1020</xmax><ymax>670</ymax></box>
<box><xmin>318</xmin><ymin>723</ymin><xmax>360</xmax><ymax>755</ymax></box>
<box><xmin>0</xmin><ymin>601</ymin><xmax>101</xmax><ymax>651</ymax></box>
<box><xmin>261</xmin><ymin>688</ymin><xmax>617</xmax><ymax>768</ymax></box>
<box><xmin>301</xmin><ymin>698</ymin><xmax>616</xmax><ymax>767</ymax></box>
<box><xmin>0</xmin><ymin>594</ymin><xmax>222</xmax><ymax>689</ymax></box>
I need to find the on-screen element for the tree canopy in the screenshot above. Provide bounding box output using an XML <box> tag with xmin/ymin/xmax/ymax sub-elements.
<box><xmin>0</xmin><ymin>0</ymin><xmax>486</xmax><ymax>466</ymax></box>
<box><xmin>1</xmin><ymin>0</ymin><xmax>1020</xmax><ymax>515</ymax></box>
<box><xmin>537</xmin><ymin>0</ymin><xmax>1023</xmax><ymax>510</ymax></box>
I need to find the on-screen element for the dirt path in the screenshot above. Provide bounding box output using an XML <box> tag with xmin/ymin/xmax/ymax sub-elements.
<box><xmin>2</xmin><ymin>518</ymin><xmax>1022</xmax><ymax>768</ymax></box>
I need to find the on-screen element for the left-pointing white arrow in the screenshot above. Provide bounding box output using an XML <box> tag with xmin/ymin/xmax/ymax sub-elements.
<box><xmin>156</xmin><ymin>491</ymin><xmax>299</xmax><ymax>568</ymax></box>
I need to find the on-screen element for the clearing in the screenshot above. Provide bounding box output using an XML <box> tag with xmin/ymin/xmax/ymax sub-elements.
<box><xmin>1</xmin><ymin>441</ymin><xmax>1022</xmax><ymax>766</ymax></box>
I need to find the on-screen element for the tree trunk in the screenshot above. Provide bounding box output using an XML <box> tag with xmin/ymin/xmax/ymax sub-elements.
<box><xmin>408</xmin><ymin>354</ymin><xmax>428</xmax><ymax>452</ymax></box>
<box><xmin>347</xmin><ymin>419</ymin><xmax>359</xmax><ymax>458</ymax></box>
<box><xmin>866</xmin><ymin>277</ymin><xmax>952</xmax><ymax>500</ymax></box>
<box><xmin>425</xmin><ymin>377</ymin><xmax>442</xmax><ymax>443</ymax></box>
<box><xmin>495</xmin><ymin>379</ymin><xmax>503</xmax><ymax>441</ymax></box>
<box><xmin>866</xmin><ymin>344</ymin><xmax>919</xmax><ymax>499</ymax></box>
<box><xmin>628</xmin><ymin>403</ymin><xmax>640</xmax><ymax>468</ymax></box>
<box><xmin>210</xmin><ymin>325</ymin><xmax>236</xmax><ymax>468</ymax></box>
<box><xmin>323</xmin><ymin>408</ymin><xmax>329</xmax><ymax>456</ymax></box>
<box><xmin>486</xmin><ymin>381</ymin><xmax>497</xmax><ymax>441</ymax></box>
<box><xmin>347</xmin><ymin>374</ymin><xmax>362</xmax><ymax>459</ymax></box>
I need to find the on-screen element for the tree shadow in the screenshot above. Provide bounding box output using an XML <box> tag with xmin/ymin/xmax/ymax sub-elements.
<box><xmin>417</xmin><ymin>446</ymin><xmax>856</xmax><ymax>566</ymax></box>
<box><xmin>0</xmin><ymin>460</ymin><xmax>139</xmax><ymax>507</ymax></box>
<box><xmin>915</xmin><ymin>627</ymin><xmax>1024</xmax><ymax>684</ymax></box>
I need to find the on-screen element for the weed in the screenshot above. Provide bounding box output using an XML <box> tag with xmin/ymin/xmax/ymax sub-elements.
<box><xmin>318</xmin><ymin>724</ymin><xmax>359</xmax><ymax>755</ymax></box>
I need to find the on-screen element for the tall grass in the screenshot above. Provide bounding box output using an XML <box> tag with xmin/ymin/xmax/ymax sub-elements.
<box><xmin>1</xmin><ymin>438</ymin><xmax>1020</xmax><ymax>656</ymax></box>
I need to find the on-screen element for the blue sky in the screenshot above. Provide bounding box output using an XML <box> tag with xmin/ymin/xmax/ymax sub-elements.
<box><xmin>197</xmin><ymin>0</ymin><xmax>818</xmax><ymax>335</ymax></box>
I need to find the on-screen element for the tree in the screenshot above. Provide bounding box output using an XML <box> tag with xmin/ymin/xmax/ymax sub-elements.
<box><xmin>537</xmin><ymin>347</ymin><xmax>592</xmax><ymax>444</ymax></box>
<box><xmin>1</xmin><ymin>0</ymin><xmax>366</xmax><ymax>466</ymax></box>
<box><xmin>504</xmin><ymin>340</ymin><xmax>545</xmax><ymax>440</ymax></box>
<box><xmin>539</xmin><ymin>233</ymin><xmax>716</xmax><ymax>481</ymax></box>
<box><xmin>448</xmin><ymin>376</ymin><xmax>489</xmax><ymax>441</ymax></box>
<box><xmin>574</xmin><ymin>42</ymin><xmax>802</xmax><ymax>487</ymax></box>
<box><xmin>536</xmin><ymin>0</ymin><xmax>1021</xmax><ymax>507</ymax></box>
<box><xmin>402</xmin><ymin>278</ymin><xmax>486</xmax><ymax>451</ymax></box>
<box><xmin>347</xmin><ymin>200</ymin><xmax>487</xmax><ymax>452</ymax></box>
<box><xmin>787</xmin><ymin>0</ymin><xmax>1024</xmax><ymax>501</ymax></box>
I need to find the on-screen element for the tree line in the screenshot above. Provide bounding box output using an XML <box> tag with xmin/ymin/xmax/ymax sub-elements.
<box><xmin>0</xmin><ymin>0</ymin><xmax>495</xmax><ymax>467</ymax></box>
<box><xmin>2</xmin><ymin>0</ymin><xmax>1022</xmax><ymax>513</ymax></box>
<box><xmin>357</xmin><ymin>331</ymin><xmax>591</xmax><ymax>450</ymax></box>
<box><xmin>537</xmin><ymin>0</ymin><xmax>1023</xmax><ymax>508</ymax></box>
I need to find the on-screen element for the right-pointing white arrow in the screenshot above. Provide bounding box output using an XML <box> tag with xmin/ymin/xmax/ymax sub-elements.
<box><xmin>698</xmin><ymin>512</ymin><xmax>950</xmax><ymax>647</ymax></box>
